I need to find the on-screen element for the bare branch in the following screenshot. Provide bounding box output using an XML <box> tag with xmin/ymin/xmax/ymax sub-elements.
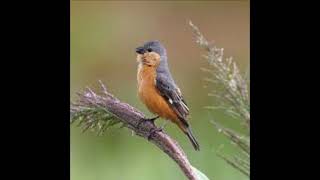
<box><xmin>71</xmin><ymin>82</ymin><xmax>198</xmax><ymax>180</ymax></box>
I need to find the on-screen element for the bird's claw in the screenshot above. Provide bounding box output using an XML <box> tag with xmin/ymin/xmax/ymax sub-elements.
<box><xmin>137</xmin><ymin>116</ymin><xmax>159</xmax><ymax>129</ymax></box>
<box><xmin>147</xmin><ymin>127</ymin><xmax>163</xmax><ymax>141</ymax></box>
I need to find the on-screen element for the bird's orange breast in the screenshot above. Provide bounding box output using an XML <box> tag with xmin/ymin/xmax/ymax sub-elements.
<box><xmin>137</xmin><ymin>64</ymin><xmax>178</xmax><ymax>121</ymax></box>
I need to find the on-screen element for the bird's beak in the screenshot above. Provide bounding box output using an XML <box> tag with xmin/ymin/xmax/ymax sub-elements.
<box><xmin>136</xmin><ymin>47</ymin><xmax>146</xmax><ymax>54</ymax></box>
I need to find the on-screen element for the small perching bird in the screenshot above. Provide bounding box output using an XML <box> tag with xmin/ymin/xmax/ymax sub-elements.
<box><xmin>135</xmin><ymin>40</ymin><xmax>200</xmax><ymax>151</ymax></box>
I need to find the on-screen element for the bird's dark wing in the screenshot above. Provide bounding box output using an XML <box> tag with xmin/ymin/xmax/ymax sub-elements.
<box><xmin>156</xmin><ymin>74</ymin><xmax>190</xmax><ymax>126</ymax></box>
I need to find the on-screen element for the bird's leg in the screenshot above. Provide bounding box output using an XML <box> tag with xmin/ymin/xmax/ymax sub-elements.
<box><xmin>146</xmin><ymin>120</ymin><xmax>171</xmax><ymax>140</ymax></box>
<box><xmin>136</xmin><ymin>116</ymin><xmax>163</xmax><ymax>140</ymax></box>
<box><xmin>145</xmin><ymin>115</ymin><xmax>160</xmax><ymax>123</ymax></box>
<box><xmin>137</xmin><ymin>115</ymin><xmax>160</xmax><ymax>129</ymax></box>
<box><xmin>146</xmin><ymin>120</ymin><xmax>170</xmax><ymax>140</ymax></box>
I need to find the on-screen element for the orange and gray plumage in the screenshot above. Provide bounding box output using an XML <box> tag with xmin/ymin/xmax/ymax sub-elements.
<box><xmin>135</xmin><ymin>41</ymin><xmax>200</xmax><ymax>151</ymax></box>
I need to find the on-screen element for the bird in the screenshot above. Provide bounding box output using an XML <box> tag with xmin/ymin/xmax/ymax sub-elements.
<box><xmin>135</xmin><ymin>40</ymin><xmax>200</xmax><ymax>151</ymax></box>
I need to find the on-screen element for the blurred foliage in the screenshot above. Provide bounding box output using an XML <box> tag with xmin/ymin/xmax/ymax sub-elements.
<box><xmin>71</xmin><ymin>1</ymin><xmax>249</xmax><ymax>180</ymax></box>
<box><xmin>190</xmin><ymin>20</ymin><xmax>249</xmax><ymax>177</ymax></box>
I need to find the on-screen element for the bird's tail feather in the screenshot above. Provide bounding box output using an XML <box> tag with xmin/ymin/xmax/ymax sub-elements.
<box><xmin>185</xmin><ymin>127</ymin><xmax>200</xmax><ymax>151</ymax></box>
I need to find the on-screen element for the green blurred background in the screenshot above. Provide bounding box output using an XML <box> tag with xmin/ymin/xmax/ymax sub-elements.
<box><xmin>71</xmin><ymin>1</ymin><xmax>249</xmax><ymax>180</ymax></box>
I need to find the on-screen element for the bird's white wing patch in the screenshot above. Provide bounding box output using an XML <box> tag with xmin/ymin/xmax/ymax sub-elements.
<box><xmin>181</xmin><ymin>101</ymin><xmax>189</xmax><ymax>111</ymax></box>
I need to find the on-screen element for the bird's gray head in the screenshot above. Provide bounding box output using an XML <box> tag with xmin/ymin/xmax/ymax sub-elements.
<box><xmin>135</xmin><ymin>40</ymin><xmax>174</xmax><ymax>81</ymax></box>
<box><xmin>135</xmin><ymin>40</ymin><xmax>167</xmax><ymax>58</ymax></box>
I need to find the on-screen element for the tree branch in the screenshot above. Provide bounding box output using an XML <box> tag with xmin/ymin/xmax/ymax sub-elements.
<box><xmin>70</xmin><ymin>81</ymin><xmax>198</xmax><ymax>180</ymax></box>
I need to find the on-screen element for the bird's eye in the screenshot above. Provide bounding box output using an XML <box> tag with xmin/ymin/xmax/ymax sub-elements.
<box><xmin>147</xmin><ymin>48</ymin><xmax>152</xmax><ymax>52</ymax></box>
